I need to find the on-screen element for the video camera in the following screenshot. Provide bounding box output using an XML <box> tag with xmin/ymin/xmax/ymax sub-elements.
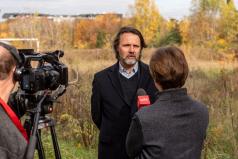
<box><xmin>15</xmin><ymin>49</ymin><xmax>68</xmax><ymax>93</ymax></box>
<box><xmin>11</xmin><ymin>49</ymin><xmax>68</xmax><ymax>114</ymax></box>
<box><xmin>9</xmin><ymin>49</ymin><xmax>68</xmax><ymax>159</ymax></box>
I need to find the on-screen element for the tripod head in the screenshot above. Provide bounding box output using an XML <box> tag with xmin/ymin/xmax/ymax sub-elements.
<box><xmin>24</xmin><ymin>88</ymin><xmax>64</xmax><ymax>159</ymax></box>
<box><xmin>12</xmin><ymin>84</ymin><xmax>66</xmax><ymax>117</ymax></box>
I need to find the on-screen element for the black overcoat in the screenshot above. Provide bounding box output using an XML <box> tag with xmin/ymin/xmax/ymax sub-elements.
<box><xmin>91</xmin><ymin>61</ymin><xmax>157</xmax><ymax>159</ymax></box>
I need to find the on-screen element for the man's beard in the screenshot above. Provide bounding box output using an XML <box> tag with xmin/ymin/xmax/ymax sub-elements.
<box><xmin>123</xmin><ymin>57</ymin><xmax>137</xmax><ymax>65</ymax></box>
<box><xmin>120</xmin><ymin>53</ymin><xmax>141</xmax><ymax>66</ymax></box>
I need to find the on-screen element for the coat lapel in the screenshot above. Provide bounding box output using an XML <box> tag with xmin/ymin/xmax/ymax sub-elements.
<box><xmin>137</xmin><ymin>61</ymin><xmax>150</xmax><ymax>89</ymax></box>
<box><xmin>107</xmin><ymin>62</ymin><xmax>130</xmax><ymax>105</ymax></box>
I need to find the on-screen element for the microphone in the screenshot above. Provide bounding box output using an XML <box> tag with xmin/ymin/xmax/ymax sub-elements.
<box><xmin>137</xmin><ymin>88</ymin><xmax>151</xmax><ymax>109</ymax></box>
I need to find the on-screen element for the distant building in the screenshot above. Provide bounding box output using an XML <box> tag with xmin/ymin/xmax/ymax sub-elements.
<box><xmin>2</xmin><ymin>12</ymin><xmax>123</xmax><ymax>22</ymax></box>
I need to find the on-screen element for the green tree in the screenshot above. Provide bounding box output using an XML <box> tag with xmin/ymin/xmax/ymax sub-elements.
<box><xmin>96</xmin><ymin>31</ymin><xmax>106</xmax><ymax>48</ymax></box>
<box><xmin>158</xmin><ymin>19</ymin><xmax>182</xmax><ymax>46</ymax></box>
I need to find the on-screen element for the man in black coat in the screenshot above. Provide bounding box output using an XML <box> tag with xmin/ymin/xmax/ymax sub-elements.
<box><xmin>126</xmin><ymin>46</ymin><xmax>209</xmax><ymax>159</ymax></box>
<box><xmin>91</xmin><ymin>26</ymin><xmax>157</xmax><ymax>159</ymax></box>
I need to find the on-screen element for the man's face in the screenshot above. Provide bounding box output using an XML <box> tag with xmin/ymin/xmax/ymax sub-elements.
<box><xmin>117</xmin><ymin>33</ymin><xmax>141</xmax><ymax>67</ymax></box>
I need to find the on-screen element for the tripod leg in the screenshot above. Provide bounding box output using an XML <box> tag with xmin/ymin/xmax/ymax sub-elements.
<box><xmin>50</xmin><ymin>125</ymin><xmax>62</xmax><ymax>159</ymax></box>
<box><xmin>36</xmin><ymin>130</ymin><xmax>46</xmax><ymax>159</ymax></box>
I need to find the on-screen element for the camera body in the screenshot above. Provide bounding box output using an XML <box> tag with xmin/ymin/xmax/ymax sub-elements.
<box><xmin>14</xmin><ymin>49</ymin><xmax>68</xmax><ymax>93</ymax></box>
<box><xmin>11</xmin><ymin>49</ymin><xmax>68</xmax><ymax>114</ymax></box>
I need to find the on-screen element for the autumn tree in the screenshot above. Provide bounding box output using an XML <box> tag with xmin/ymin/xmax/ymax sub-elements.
<box><xmin>158</xmin><ymin>19</ymin><xmax>182</xmax><ymax>46</ymax></box>
<box><xmin>189</xmin><ymin>0</ymin><xmax>238</xmax><ymax>51</ymax></box>
<box><xmin>219</xmin><ymin>0</ymin><xmax>238</xmax><ymax>44</ymax></box>
<box><xmin>179</xmin><ymin>19</ymin><xmax>190</xmax><ymax>45</ymax></box>
<box><xmin>74</xmin><ymin>13</ymin><xmax>122</xmax><ymax>48</ymax></box>
<box><xmin>0</xmin><ymin>22</ymin><xmax>10</xmax><ymax>38</ymax></box>
<box><xmin>74</xmin><ymin>19</ymin><xmax>98</xmax><ymax>48</ymax></box>
<box><xmin>129</xmin><ymin>0</ymin><xmax>162</xmax><ymax>46</ymax></box>
<box><xmin>95</xmin><ymin>13</ymin><xmax>122</xmax><ymax>48</ymax></box>
<box><xmin>8</xmin><ymin>15</ymin><xmax>74</xmax><ymax>50</ymax></box>
<box><xmin>189</xmin><ymin>0</ymin><xmax>222</xmax><ymax>45</ymax></box>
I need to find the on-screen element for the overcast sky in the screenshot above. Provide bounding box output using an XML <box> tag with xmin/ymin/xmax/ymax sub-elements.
<box><xmin>0</xmin><ymin>0</ymin><xmax>237</xmax><ymax>20</ymax></box>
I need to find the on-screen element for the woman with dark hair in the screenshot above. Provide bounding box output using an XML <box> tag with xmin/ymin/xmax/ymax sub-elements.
<box><xmin>126</xmin><ymin>46</ymin><xmax>209</xmax><ymax>159</ymax></box>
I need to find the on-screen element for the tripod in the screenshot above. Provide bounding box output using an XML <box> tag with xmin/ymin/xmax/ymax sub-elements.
<box><xmin>24</xmin><ymin>92</ymin><xmax>62</xmax><ymax>159</ymax></box>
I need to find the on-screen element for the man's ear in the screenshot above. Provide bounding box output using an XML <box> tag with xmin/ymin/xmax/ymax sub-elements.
<box><xmin>116</xmin><ymin>46</ymin><xmax>119</xmax><ymax>53</ymax></box>
<box><xmin>10</xmin><ymin>66</ymin><xmax>17</xmax><ymax>81</ymax></box>
<box><xmin>12</xmin><ymin>66</ymin><xmax>16</xmax><ymax>74</ymax></box>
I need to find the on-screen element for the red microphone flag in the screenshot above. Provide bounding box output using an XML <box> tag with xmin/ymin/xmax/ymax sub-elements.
<box><xmin>137</xmin><ymin>88</ymin><xmax>151</xmax><ymax>109</ymax></box>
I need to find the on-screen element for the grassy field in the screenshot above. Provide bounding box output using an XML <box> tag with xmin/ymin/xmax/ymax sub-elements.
<box><xmin>34</xmin><ymin>130</ymin><xmax>97</xmax><ymax>159</ymax></box>
<box><xmin>35</xmin><ymin>48</ymin><xmax>238</xmax><ymax>159</ymax></box>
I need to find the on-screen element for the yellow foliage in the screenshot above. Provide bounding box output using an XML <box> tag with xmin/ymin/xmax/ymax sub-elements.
<box><xmin>0</xmin><ymin>32</ymin><xmax>8</xmax><ymax>38</ymax></box>
<box><xmin>219</xmin><ymin>0</ymin><xmax>238</xmax><ymax>43</ymax></box>
<box><xmin>77</xmin><ymin>143</ymin><xmax>81</xmax><ymax>149</ymax></box>
<box><xmin>95</xmin><ymin>13</ymin><xmax>122</xmax><ymax>33</ymax></box>
<box><xmin>211</xmin><ymin>124</ymin><xmax>224</xmax><ymax>139</ymax></box>
<box><xmin>216</xmin><ymin>38</ymin><xmax>228</xmax><ymax>48</ymax></box>
<box><xmin>74</xmin><ymin>14</ymin><xmax>122</xmax><ymax>48</ymax></box>
<box><xmin>179</xmin><ymin>19</ymin><xmax>190</xmax><ymax>44</ymax></box>
<box><xmin>74</xmin><ymin>19</ymin><xmax>98</xmax><ymax>48</ymax></box>
<box><xmin>130</xmin><ymin>0</ymin><xmax>162</xmax><ymax>44</ymax></box>
<box><xmin>166</xmin><ymin>20</ymin><xmax>176</xmax><ymax>31</ymax></box>
<box><xmin>0</xmin><ymin>22</ymin><xmax>10</xmax><ymax>38</ymax></box>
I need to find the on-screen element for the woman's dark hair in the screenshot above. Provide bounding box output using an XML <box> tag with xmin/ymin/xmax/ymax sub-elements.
<box><xmin>113</xmin><ymin>26</ymin><xmax>147</xmax><ymax>60</ymax></box>
<box><xmin>149</xmin><ymin>46</ymin><xmax>189</xmax><ymax>90</ymax></box>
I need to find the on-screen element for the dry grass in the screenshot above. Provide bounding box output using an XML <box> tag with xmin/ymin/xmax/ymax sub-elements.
<box><xmin>51</xmin><ymin>47</ymin><xmax>238</xmax><ymax>159</ymax></box>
